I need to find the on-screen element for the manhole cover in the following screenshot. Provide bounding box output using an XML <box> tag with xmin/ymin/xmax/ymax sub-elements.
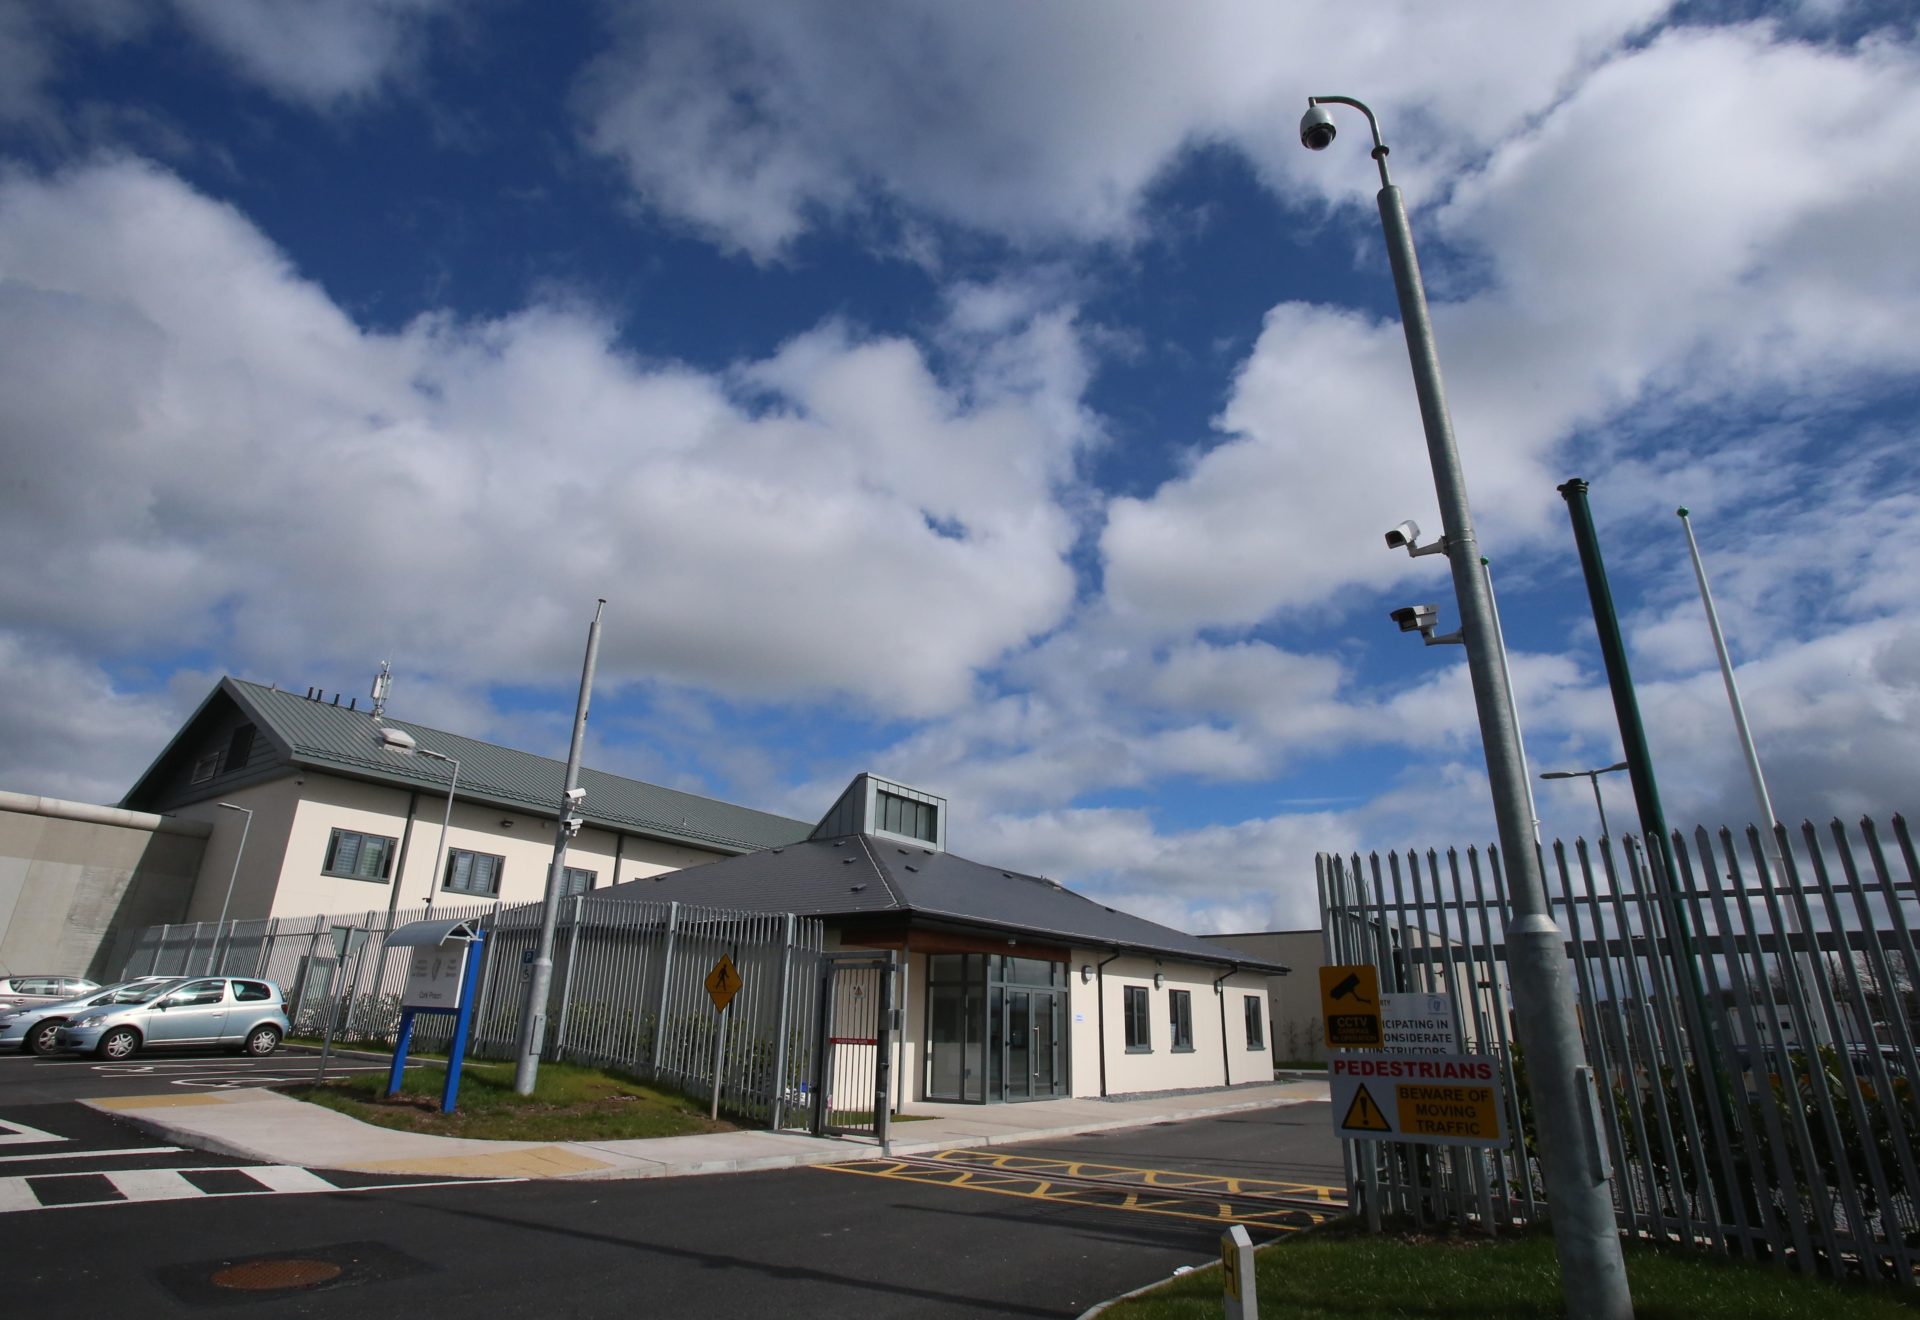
<box><xmin>211</xmin><ymin>1259</ymin><xmax>345</xmax><ymax>1292</ymax></box>
<box><xmin>155</xmin><ymin>1240</ymin><xmax>432</xmax><ymax>1307</ymax></box>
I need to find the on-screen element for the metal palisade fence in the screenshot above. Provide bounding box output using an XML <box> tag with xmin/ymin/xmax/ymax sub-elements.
<box><xmin>119</xmin><ymin>896</ymin><xmax>828</xmax><ymax>1128</ymax></box>
<box><xmin>1318</xmin><ymin>813</ymin><xmax>1920</xmax><ymax>1288</ymax></box>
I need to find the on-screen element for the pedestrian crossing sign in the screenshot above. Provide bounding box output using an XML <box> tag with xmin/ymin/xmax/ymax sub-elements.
<box><xmin>1340</xmin><ymin>1083</ymin><xmax>1392</xmax><ymax>1133</ymax></box>
<box><xmin>705</xmin><ymin>955</ymin><xmax>742</xmax><ymax>1013</ymax></box>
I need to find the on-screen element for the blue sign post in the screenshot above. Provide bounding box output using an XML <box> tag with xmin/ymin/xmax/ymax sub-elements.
<box><xmin>383</xmin><ymin>917</ymin><xmax>488</xmax><ymax>1113</ymax></box>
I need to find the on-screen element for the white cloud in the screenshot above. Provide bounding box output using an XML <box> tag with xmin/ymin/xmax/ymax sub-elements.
<box><xmin>575</xmin><ymin>0</ymin><xmax>1670</xmax><ymax>260</ymax></box>
<box><xmin>0</xmin><ymin>158</ymin><xmax>1088</xmax><ymax>727</ymax></box>
<box><xmin>170</xmin><ymin>0</ymin><xmax>451</xmax><ymax>107</ymax></box>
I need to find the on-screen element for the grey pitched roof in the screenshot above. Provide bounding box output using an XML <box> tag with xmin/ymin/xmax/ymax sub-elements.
<box><xmin>177</xmin><ymin>678</ymin><xmax>810</xmax><ymax>855</ymax></box>
<box><xmin>599</xmin><ymin>833</ymin><xmax>1290</xmax><ymax>973</ymax></box>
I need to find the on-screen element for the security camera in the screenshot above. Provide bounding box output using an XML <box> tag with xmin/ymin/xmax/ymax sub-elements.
<box><xmin>1300</xmin><ymin>104</ymin><xmax>1337</xmax><ymax>151</ymax></box>
<box><xmin>1385</xmin><ymin>520</ymin><xmax>1420</xmax><ymax>550</ymax></box>
<box><xmin>564</xmin><ymin>787</ymin><xmax>585</xmax><ymax>803</ymax></box>
<box><xmin>562</xmin><ymin>814</ymin><xmax>584</xmax><ymax>837</ymax></box>
<box><xmin>1390</xmin><ymin>604</ymin><xmax>1439</xmax><ymax>634</ymax></box>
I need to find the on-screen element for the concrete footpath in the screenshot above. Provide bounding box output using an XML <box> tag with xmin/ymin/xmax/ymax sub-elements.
<box><xmin>85</xmin><ymin>1073</ymin><xmax>1331</xmax><ymax>1183</ymax></box>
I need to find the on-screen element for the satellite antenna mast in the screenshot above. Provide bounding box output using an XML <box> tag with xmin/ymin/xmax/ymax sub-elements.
<box><xmin>370</xmin><ymin>660</ymin><xmax>392</xmax><ymax>720</ymax></box>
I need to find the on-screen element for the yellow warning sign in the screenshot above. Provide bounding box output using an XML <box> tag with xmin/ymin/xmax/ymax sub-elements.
<box><xmin>1394</xmin><ymin>1083</ymin><xmax>1501</xmax><ymax>1141</ymax></box>
<box><xmin>1319</xmin><ymin>964</ymin><xmax>1381</xmax><ymax>1048</ymax></box>
<box><xmin>705</xmin><ymin>954</ymin><xmax>742</xmax><ymax>1013</ymax></box>
<box><xmin>1339</xmin><ymin>1083</ymin><xmax>1392</xmax><ymax>1133</ymax></box>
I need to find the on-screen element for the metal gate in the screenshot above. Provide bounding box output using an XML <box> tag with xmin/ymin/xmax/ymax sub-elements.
<box><xmin>811</xmin><ymin>951</ymin><xmax>898</xmax><ymax>1144</ymax></box>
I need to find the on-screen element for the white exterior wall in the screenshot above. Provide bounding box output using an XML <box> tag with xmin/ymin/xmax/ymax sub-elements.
<box><xmin>1081</xmin><ymin>951</ymin><xmax>1274</xmax><ymax>1097</ymax></box>
<box><xmin>169</xmin><ymin>770</ymin><xmax>737</xmax><ymax>920</ymax></box>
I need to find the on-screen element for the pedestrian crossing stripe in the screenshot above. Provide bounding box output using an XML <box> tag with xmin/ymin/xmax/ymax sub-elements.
<box><xmin>1340</xmin><ymin>1083</ymin><xmax>1392</xmax><ymax>1133</ymax></box>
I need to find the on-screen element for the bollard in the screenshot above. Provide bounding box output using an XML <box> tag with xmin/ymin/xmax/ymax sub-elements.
<box><xmin>1221</xmin><ymin>1223</ymin><xmax>1257</xmax><ymax>1319</ymax></box>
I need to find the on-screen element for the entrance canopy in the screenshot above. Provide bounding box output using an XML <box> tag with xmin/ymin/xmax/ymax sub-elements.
<box><xmin>384</xmin><ymin>916</ymin><xmax>482</xmax><ymax>948</ymax></box>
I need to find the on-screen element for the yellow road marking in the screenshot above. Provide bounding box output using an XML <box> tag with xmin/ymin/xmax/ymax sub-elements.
<box><xmin>820</xmin><ymin>1147</ymin><xmax>1343</xmax><ymax>1230</ymax></box>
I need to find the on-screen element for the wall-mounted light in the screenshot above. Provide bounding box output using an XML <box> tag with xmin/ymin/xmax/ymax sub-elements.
<box><xmin>500</xmin><ymin>819</ymin><xmax>514</xmax><ymax>828</ymax></box>
<box><xmin>1080</xmin><ymin>964</ymin><xmax>1093</xmax><ymax>984</ymax></box>
<box><xmin>1154</xmin><ymin>972</ymin><xmax>1165</xmax><ymax>990</ymax></box>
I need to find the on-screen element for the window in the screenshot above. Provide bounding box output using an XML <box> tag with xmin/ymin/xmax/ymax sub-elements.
<box><xmin>1170</xmin><ymin>990</ymin><xmax>1194</xmax><ymax>1052</ymax></box>
<box><xmin>323</xmin><ymin>829</ymin><xmax>396</xmax><ymax>882</ymax></box>
<box><xmin>1244</xmin><ymin>994</ymin><xmax>1266</xmax><ymax>1050</ymax></box>
<box><xmin>444</xmin><ymin>848</ymin><xmax>504</xmax><ymax>896</ymax></box>
<box><xmin>190</xmin><ymin>752</ymin><xmax>220</xmax><ymax>784</ymax></box>
<box><xmin>876</xmin><ymin>789</ymin><xmax>938</xmax><ymax>842</ymax></box>
<box><xmin>1124</xmin><ymin>985</ymin><xmax>1151</xmax><ymax>1052</ymax></box>
<box><xmin>166</xmin><ymin>980</ymin><xmax>227</xmax><ymax>1008</ymax></box>
<box><xmin>560</xmin><ymin>866</ymin><xmax>596</xmax><ymax>897</ymax></box>
<box><xmin>224</xmin><ymin>724</ymin><xmax>256</xmax><ymax>773</ymax></box>
<box><xmin>233</xmin><ymin>981</ymin><xmax>273</xmax><ymax>1002</ymax></box>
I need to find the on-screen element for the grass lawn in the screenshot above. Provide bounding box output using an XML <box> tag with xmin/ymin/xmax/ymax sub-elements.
<box><xmin>280</xmin><ymin>1057</ymin><xmax>740</xmax><ymax>1142</ymax></box>
<box><xmin>1098</xmin><ymin>1219</ymin><xmax>1920</xmax><ymax>1319</ymax></box>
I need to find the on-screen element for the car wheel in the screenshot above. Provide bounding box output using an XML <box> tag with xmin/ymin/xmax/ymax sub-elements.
<box><xmin>243</xmin><ymin>1025</ymin><xmax>281</xmax><ymax>1057</ymax></box>
<box><xmin>27</xmin><ymin>1020</ymin><xmax>64</xmax><ymax>1055</ymax></box>
<box><xmin>96</xmin><ymin>1026</ymin><xmax>140</xmax><ymax>1061</ymax></box>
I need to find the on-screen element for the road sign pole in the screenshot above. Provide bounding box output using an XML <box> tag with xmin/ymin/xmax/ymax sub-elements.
<box><xmin>710</xmin><ymin>1002</ymin><xmax>729</xmax><ymax>1120</ymax></box>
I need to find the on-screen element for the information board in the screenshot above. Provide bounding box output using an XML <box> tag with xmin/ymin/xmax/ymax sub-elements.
<box><xmin>1329</xmin><ymin>1052</ymin><xmax>1506</xmax><ymax>1148</ymax></box>
<box><xmin>1381</xmin><ymin>992</ymin><xmax>1458</xmax><ymax>1054</ymax></box>
<box><xmin>402</xmin><ymin>945</ymin><xmax>470</xmax><ymax>1010</ymax></box>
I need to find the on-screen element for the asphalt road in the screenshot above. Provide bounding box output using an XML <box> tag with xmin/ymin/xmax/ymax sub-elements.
<box><xmin>0</xmin><ymin>1045</ymin><xmax>401</xmax><ymax>1102</ymax></box>
<box><xmin>1</xmin><ymin>1043</ymin><xmax>1345</xmax><ymax>1320</ymax></box>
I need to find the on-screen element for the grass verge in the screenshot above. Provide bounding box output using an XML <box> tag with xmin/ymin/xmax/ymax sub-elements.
<box><xmin>280</xmin><ymin>1058</ymin><xmax>740</xmax><ymax>1142</ymax></box>
<box><xmin>1097</xmin><ymin>1219</ymin><xmax>1920</xmax><ymax>1319</ymax></box>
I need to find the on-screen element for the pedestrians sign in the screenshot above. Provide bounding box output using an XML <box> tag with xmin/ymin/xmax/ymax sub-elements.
<box><xmin>1329</xmin><ymin>1052</ymin><xmax>1506</xmax><ymax>1147</ymax></box>
<box><xmin>1339</xmin><ymin>1083</ymin><xmax>1392</xmax><ymax>1132</ymax></box>
<box><xmin>1319</xmin><ymin>965</ymin><xmax>1382</xmax><ymax>1048</ymax></box>
<box><xmin>705</xmin><ymin>955</ymin><xmax>742</xmax><ymax>1013</ymax></box>
<box><xmin>1381</xmin><ymin>992</ymin><xmax>1458</xmax><ymax>1054</ymax></box>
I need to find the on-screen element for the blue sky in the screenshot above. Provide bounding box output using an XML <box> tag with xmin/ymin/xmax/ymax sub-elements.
<box><xmin>4</xmin><ymin>1</ymin><xmax>1918</xmax><ymax>935</ymax></box>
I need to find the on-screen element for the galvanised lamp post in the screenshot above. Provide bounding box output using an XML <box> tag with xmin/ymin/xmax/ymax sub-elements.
<box><xmin>1301</xmin><ymin>95</ymin><xmax>1631</xmax><ymax>1317</ymax></box>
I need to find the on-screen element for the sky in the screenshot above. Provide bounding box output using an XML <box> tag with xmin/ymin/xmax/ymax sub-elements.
<box><xmin>3</xmin><ymin>0</ymin><xmax>1918</xmax><ymax>938</ymax></box>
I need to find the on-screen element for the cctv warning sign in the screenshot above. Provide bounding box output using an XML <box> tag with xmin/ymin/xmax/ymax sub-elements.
<box><xmin>1329</xmin><ymin>1053</ymin><xmax>1507</xmax><ymax>1147</ymax></box>
<box><xmin>1319</xmin><ymin>965</ymin><xmax>1382</xmax><ymax>1048</ymax></box>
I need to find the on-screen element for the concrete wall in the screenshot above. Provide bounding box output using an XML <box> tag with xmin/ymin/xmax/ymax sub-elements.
<box><xmin>0</xmin><ymin>792</ymin><xmax>210</xmax><ymax>980</ymax></box>
<box><xmin>1202</xmin><ymin>930</ymin><xmax>1325</xmax><ymax>1063</ymax></box>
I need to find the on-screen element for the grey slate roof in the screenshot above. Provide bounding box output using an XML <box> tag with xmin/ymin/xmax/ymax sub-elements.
<box><xmin>598</xmin><ymin>833</ymin><xmax>1290</xmax><ymax>973</ymax></box>
<box><xmin>182</xmin><ymin>678</ymin><xmax>811</xmax><ymax>855</ymax></box>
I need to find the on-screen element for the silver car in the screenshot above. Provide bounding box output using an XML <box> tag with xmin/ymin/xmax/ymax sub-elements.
<box><xmin>0</xmin><ymin>975</ymin><xmax>101</xmax><ymax>1014</ymax></box>
<box><xmin>55</xmin><ymin>976</ymin><xmax>290</xmax><ymax>1060</ymax></box>
<box><xmin>0</xmin><ymin>976</ymin><xmax>177</xmax><ymax>1055</ymax></box>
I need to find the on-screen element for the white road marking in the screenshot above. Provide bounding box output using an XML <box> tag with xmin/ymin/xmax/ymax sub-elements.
<box><xmin>0</xmin><ymin>1146</ymin><xmax>181</xmax><ymax>1164</ymax></box>
<box><xmin>0</xmin><ymin>1118</ymin><xmax>68</xmax><ymax>1146</ymax></box>
<box><xmin>0</xmin><ymin>1179</ymin><xmax>38</xmax><ymax>1212</ymax></box>
<box><xmin>104</xmin><ymin>1168</ymin><xmax>201</xmax><ymax>1201</ymax></box>
<box><xmin>241</xmin><ymin>1165</ymin><xmax>337</xmax><ymax>1193</ymax></box>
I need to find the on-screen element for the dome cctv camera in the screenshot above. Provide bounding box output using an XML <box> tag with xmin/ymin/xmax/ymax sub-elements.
<box><xmin>1300</xmin><ymin>104</ymin><xmax>1337</xmax><ymax>151</ymax></box>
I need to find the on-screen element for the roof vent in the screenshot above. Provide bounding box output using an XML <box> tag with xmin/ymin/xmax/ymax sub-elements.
<box><xmin>849</xmin><ymin>884</ymin><xmax>866</xmax><ymax>892</ymax></box>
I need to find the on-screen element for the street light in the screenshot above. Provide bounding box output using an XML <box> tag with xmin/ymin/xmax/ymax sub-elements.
<box><xmin>1540</xmin><ymin>761</ymin><xmax>1632</xmax><ymax>844</ymax></box>
<box><xmin>1302</xmin><ymin>95</ymin><xmax>1632</xmax><ymax>1316</ymax></box>
<box><xmin>208</xmin><ymin>802</ymin><xmax>253</xmax><ymax>974</ymax></box>
<box><xmin>380</xmin><ymin>726</ymin><xmax>459</xmax><ymax>913</ymax></box>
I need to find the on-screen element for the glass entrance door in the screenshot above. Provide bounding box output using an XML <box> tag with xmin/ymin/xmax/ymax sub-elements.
<box><xmin>1001</xmin><ymin>989</ymin><xmax>1062</xmax><ymax>1102</ymax></box>
<box><xmin>1006</xmin><ymin>991</ymin><xmax>1031</xmax><ymax>1100</ymax></box>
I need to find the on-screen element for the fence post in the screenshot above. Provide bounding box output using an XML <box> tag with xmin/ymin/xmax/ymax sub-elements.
<box><xmin>769</xmin><ymin>913</ymin><xmax>797</xmax><ymax>1130</ymax></box>
<box><xmin>650</xmin><ymin>902</ymin><xmax>680</xmax><ymax>1080</ymax></box>
<box><xmin>553</xmin><ymin>895</ymin><xmax>585</xmax><ymax>1057</ymax></box>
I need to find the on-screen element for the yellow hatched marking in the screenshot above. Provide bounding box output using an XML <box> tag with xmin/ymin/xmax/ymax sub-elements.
<box><xmin>820</xmin><ymin>1154</ymin><xmax>1343</xmax><ymax>1230</ymax></box>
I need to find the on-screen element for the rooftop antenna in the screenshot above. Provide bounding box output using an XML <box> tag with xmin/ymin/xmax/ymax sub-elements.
<box><xmin>370</xmin><ymin>660</ymin><xmax>392</xmax><ymax>720</ymax></box>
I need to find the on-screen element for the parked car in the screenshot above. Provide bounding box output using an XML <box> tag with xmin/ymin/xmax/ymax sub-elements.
<box><xmin>0</xmin><ymin>976</ymin><xmax>181</xmax><ymax>1055</ymax></box>
<box><xmin>0</xmin><ymin>975</ymin><xmax>101</xmax><ymax>1014</ymax></box>
<box><xmin>53</xmin><ymin>977</ymin><xmax>290</xmax><ymax>1060</ymax></box>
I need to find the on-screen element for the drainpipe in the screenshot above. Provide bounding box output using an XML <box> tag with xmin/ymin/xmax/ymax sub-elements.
<box><xmin>1095</xmin><ymin>949</ymin><xmax>1122</xmax><ymax>1097</ymax></box>
<box><xmin>1213</xmin><ymin>966</ymin><xmax>1237</xmax><ymax>1086</ymax></box>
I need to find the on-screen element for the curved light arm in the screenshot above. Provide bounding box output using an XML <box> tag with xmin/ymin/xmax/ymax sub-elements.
<box><xmin>1307</xmin><ymin>95</ymin><xmax>1392</xmax><ymax>188</ymax></box>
